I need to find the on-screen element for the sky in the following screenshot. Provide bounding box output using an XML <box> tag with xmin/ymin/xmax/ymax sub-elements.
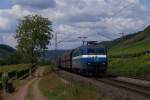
<box><xmin>0</xmin><ymin>0</ymin><xmax>150</xmax><ymax>50</ymax></box>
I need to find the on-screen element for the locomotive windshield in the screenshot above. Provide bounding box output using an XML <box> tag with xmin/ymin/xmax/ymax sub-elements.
<box><xmin>87</xmin><ymin>48</ymin><xmax>106</xmax><ymax>54</ymax></box>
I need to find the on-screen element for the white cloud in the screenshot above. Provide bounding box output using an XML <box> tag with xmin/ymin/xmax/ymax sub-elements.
<box><xmin>0</xmin><ymin>17</ymin><xmax>9</xmax><ymax>30</ymax></box>
<box><xmin>0</xmin><ymin>34</ymin><xmax>16</xmax><ymax>48</ymax></box>
<box><xmin>127</xmin><ymin>0</ymin><xmax>139</xmax><ymax>3</ymax></box>
<box><xmin>12</xmin><ymin>0</ymin><xmax>56</xmax><ymax>9</ymax></box>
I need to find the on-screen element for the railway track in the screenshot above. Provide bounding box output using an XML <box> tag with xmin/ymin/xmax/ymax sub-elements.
<box><xmin>96</xmin><ymin>77</ymin><xmax>150</xmax><ymax>96</ymax></box>
<box><xmin>58</xmin><ymin>70</ymin><xmax>150</xmax><ymax>99</ymax></box>
<box><xmin>127</xmin><ymin>76</ymin><xmax>150</xmax><ymax>82</ymax></box>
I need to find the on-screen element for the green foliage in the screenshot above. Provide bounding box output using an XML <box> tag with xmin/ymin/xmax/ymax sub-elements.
<box><xmin>15</xmin><ymin>14</ymin><xmax>53</xmax><ymax>64</ymax></box>
<box><xmin>0</xmin><ymin>51</ymin><xmax>23</xmax><ymax>65</ymax></box>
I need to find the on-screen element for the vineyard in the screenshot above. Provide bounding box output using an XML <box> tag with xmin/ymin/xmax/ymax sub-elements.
<box><xmin>108</xmin><ymin>26</ymin><xmax>150</xmax><ymax>76</ymax></box>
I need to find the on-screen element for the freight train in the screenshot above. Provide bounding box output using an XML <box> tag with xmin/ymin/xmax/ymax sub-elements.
<box><xmin>58</xmin><ymin>41</ymin><xmax>108</xmax><ymax>75</ymax></box>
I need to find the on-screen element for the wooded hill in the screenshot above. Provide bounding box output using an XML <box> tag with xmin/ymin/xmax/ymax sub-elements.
<box><xmin>0</xmin><ymin>44</ymin><xmax>15</xmax><ymax>59</ymax></box>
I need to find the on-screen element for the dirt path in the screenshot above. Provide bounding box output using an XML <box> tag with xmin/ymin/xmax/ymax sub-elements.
<box><xmin>3</xmin><ymin>67</ymin><xmax>49</xmax><ymax>100</ymax></box>
<box><xmin>32</xmin><ymin>78</ymin><xmax>46</xmax><ymax>100</ymax></box>
<box><xmin>4</xmin><ymin>78</ymin><xmax>36</xmax><ymax>100</ymax></box>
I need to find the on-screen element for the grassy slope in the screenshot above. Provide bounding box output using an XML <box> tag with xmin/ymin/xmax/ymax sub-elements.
<box><xmin>108</xmin><ymin>26</ymin><xmax>150</xmax><ymax>76</ymax></box>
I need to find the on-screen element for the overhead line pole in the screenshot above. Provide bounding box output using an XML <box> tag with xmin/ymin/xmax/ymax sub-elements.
<box><xmin>55</xmin><ymin>32</ymin><xmax>57</xmax><ymax>51</ymax></box>
<box><xmin>120</xmin><ymin>32</ymin><xmax>125</xmax><ymax>40</ymax></box>
<box><xmin>54</xmin><ymin>32</ymin><xmax>58</xmax><ymax>64</ymax></box>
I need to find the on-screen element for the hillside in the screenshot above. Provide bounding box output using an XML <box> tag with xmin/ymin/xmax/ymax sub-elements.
<box><xmin>105</xmin><ymin>26</ymin><xmax>150</xmax><ymax>76</ymax></box>
<box><xmin>0</xmin><ymin>44</ymin><xmax>15</xmax><ymax>59</ymax></box>
<box><xmin>101</xmin><ymin>25</ymin><xmax>150</xmax><ymax>57</ymax></box>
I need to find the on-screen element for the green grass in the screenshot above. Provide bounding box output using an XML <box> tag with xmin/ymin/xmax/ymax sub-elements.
<box><xmin>39</xmin><ymin>73</ymin><xmax>108</xmax><ymax>100</ymax></box>
<box><xmin>108</xmin><ymin>54</ymin><xmax>150</xmax><ymax>76</ymax></box>
<box><xmin>0</xmin><ymin>64</ymin><xmax>29</xmax><ymax>73</ymax></box>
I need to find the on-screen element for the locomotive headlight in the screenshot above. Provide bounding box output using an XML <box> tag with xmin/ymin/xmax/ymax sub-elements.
<box><xmin>88</xmin><ymin>63</ymin><xmax>90</xmax><ymax>65</ymax></box>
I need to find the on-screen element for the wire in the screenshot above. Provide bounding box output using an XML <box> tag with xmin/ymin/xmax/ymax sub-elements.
<box><xmin>57</xmin><ymin>34</ymin><xmax>74</xmax><ymax>44</ymax></box>
<box><xmin>96</xmin><ymin>33</ymin><xmax>115</xmax><ymax>40</ymax></box>
<box><xmin>110</xmin><ymin>2</ymin><xmax>135</xmax><ymax>18</ymax></box>
<box><xmin>108</xmin><ymin>2</ymin><xmax>135</xmax><ymax>35</ymax></box>
<box><xmin>54</xmin><ymin>1</ymin><xmax>136</xmax><ymax>48</ymax></box>
<box><xmin>57</xmin><ymin>39</ymin><xmax>79</xmax><ymax>45</ymax></box>
<box><xmin>93</xmin><ymin>3</ymin><xmax>134</xmax><ymax>40</ymax></box>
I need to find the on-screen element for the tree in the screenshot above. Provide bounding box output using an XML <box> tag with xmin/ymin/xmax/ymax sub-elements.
<box><xmin>15</xmin><ymin>15</ymin><xmax>53</xmax><ymax>75</ymax></box>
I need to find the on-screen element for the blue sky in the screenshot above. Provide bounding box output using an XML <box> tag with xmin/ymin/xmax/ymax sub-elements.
<box><xmin>141</xmin><ymin>0</ymin><xmax>150</xmax><ymax>4</ymax></box>
<box><xmin>0</xmin><ymin>0</ymin><xmax>14</xmax><ymax>9</ymax></box>
<box><xmin>0</xmin><ymin>0</ymin><xmax>150</xmax><ymax>49</ymax></box>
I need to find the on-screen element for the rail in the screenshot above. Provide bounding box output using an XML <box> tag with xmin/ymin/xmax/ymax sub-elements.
<box><xmin>97</xmin><ymin>78</ymin><xmax>150</xmax><ymax>96</ymax></box>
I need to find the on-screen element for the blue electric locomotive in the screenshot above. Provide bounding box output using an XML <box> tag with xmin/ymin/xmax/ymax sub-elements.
<box><xmin>59</xmin><ymin>42</ymin><xmax>107</xmax><ymax>75</ymax></box>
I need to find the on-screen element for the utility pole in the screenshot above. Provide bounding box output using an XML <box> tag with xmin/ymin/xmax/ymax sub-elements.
<box><xmin>54</xmin><ymin>32</ymin><xmax>58</xmax><ymax>64</ymax></box>
<box><xmin>0</xmin><ymin>35</ymin><xmax>4</xmax><ymax>44</ymax></box>
<box><xmin>120</xmin><ymin>32</ymin><xmax>125</xmax><ymax>41</ymax></box>
<box><xmin>119</xmin><ymin>32</ymin><xmax>126</xmax><ymax>58</ymax></box>
<box><xmin>55</xmin><ymin>32</ymin><xmax>57</xmax><ymax>50</ymax></box>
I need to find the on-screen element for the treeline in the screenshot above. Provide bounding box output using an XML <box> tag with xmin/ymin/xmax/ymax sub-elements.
<box><xmin>0</xmin><ymin>52</ymin><xmax>20</xmax><ymax>65</ymax></box>
<box><xmin>0</xmin><ymin>51</ymin><xmax>52</xmax><ymax>66</ymax></box>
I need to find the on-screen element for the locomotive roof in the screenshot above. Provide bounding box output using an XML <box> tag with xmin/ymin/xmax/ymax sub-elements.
<box><xmin>78</xmin><ymin>44</ymin><xmax>106</xmax><ymax>49</ymax></box>
<box><xmin>61</xmin><ymin>45</ymin><xmax>106</xmax><ymax>58</ymax></box>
